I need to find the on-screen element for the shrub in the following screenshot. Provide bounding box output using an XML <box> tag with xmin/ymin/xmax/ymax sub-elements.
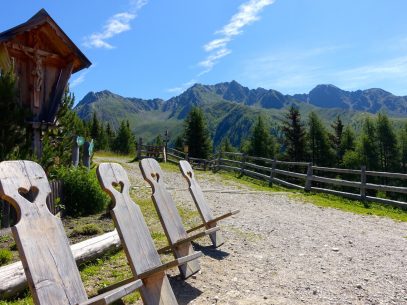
<box><xmin>0</xmin><ymin>249</ymin><xmax>13</xmax><ymax>266</ymax></box>
<box><xmin>71</xmin><ymin>224</ymin><xmax>102</xmax><ymax>237</ymax></box>
<box><xmin>55</xmin><ymin>166</ymin><xmax>109</xmax><ymax>217</ymax></box>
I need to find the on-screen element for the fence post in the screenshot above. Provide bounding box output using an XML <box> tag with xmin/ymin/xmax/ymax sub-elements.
<box><xmin>217</xmin><ymin>151</ymin><xmax>222</xmax><ymax>172</ymax></box>
<box><xmin>304</xmin><ymin>162</ymin><xmax>313</xmax><ymax>192</ymax></box>
<box><xmin>137</xmin><ymin>137</ymin><xmax>142</xmax><ymax>160</ymax></box>
<box><xmin>360</xmin><ymin>165</ymin><xmax>366</xmax><ymax>202</ymax></box>
<box><xmin>240</xmin><ymin>153</ymin><xmax>247</xmax><ymax>176</ymax></box>
<box><xmin>269</xmin><ymin>159</ymin><xmax>276</xmax><ymax>187</ymax></box>
<box><xmin>72</xmin><ymin>135</ymin><xmax>80</xmax><ymax>167</ymax></box>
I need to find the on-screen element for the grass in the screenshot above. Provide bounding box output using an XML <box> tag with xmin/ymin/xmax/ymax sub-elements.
<box><xmin>218</xmin><ymin>169</ymin><xmax>407</xmax><ymax>222</ymax></box>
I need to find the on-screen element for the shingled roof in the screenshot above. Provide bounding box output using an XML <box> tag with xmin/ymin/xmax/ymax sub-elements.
<box><xmin>0</xmin><ymin>8</ymin><xmax>91</xmax><ymax>73</ymax></box>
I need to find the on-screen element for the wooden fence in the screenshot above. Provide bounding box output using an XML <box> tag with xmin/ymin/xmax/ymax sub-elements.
<box><xmin>165</xmin><ymin>148</ymin><xmax>407</xmax><ymax>209</ymax></box>
<box><xmin>0</xmin><ymin>180</ymin><xmax>63</xmax><ymax>229</ymax></box>
<box><xmin>136</xmin><ymin>138</ymin><xmax>166</xmax><ymax>161</ymax></box>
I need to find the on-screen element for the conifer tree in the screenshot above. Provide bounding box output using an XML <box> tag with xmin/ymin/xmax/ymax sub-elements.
<box><xmin>90</xmin><ymin>112</ymin><xmax>100</xmax><ymax>140</ymax></box>
<box><xmin>340</xmin><ymin>125</ymin><xmax>356</xmax><ymax>153</ymax></box>
<box><xmin>329</xmin><ymin>116</ymin><xmax>344</xmax><ymax>166</ymax></box>
<box><xmin>0</xmin><ymin>69</ymin><xmax>29</xmax><ymax>160</ymax></box>
<box><xmin>113</xmin><ymin>120</ymin><xmax>135</xmax><ymax>154</ymax></box>
<box><xmin>220</xmin><ymin>138</ymin><xmax>235</xmax><ymax>153</ymax></box>
<box><xmin>376</xmin><ymin>113</ymin><xmax>399</xmax><ymax>171</ymax></box>
<box><xmin>307</xmin><ymin>112</ymin><xmax>334</xmax><ymax>166</ymax></box>
<box><xmin>356</xmin><ymin>117</ymin><xmax>379</xmax><ymax>170</ymax></box>
<box><xmin>282</xmin><ymin>105</ymin><xmax>306</xmax><ymax>162</ymax></box>
<box><xmin>106</xmin><ymin>123</ymin><xmax>115</xmax><ymax>150</ymax></box>
<box><xmin>184</xmin><ymin>107</ymin><xmax>212</xmax><ymax>158</ymax></box>
<box><xmin>399</xmin><ymin>123</ymin><xmax>407</xmax><ymax>173</ymax></box>
<box><xmin>248</xmin><ymin>116</ymin><xmax>275</xmax><ymax>158</ymax></box>
<box><xmin>174</xmin><ymin>135</ymin><xmax>183</xmax><ymax>151</ymax></box>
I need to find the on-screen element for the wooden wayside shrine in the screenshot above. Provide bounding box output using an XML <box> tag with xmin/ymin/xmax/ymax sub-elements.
<box><xmin>0</xmin><ymin>9</ymin><xmax>91</xmax><ymax>157</ymax></box>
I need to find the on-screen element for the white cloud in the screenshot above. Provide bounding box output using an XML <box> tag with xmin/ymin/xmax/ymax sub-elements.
<box><xmin>167</xmin><ymin>79</ymin><xmax>197</xmax><ymax>95</ymax></box>
<box><xmin>70</xmin><ymin>70</ymin><xmax>88</xmax><ymax>88</ymax></box>
<box><xmin>199</xmin><ymin>0</ymin><xmax>274</xmax><ymax>73</ymax></box>
<box><xmin>84</xmin><ymin>1</ymin><xmax>148</xmax><ymax>49</ymax></box>
<box><xmin>335</xmin><ymin>56</ymin><xmax>407</xmax><ymax>90</ymax></box>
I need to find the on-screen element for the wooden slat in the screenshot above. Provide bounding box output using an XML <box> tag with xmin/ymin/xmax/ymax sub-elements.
<box><xmin>274</xmin><ymin>168</ymin><xmax>307</xmax><ymax>179</ymax></box>
<box><xmin>218</xmin><ymin>164</ymin><xmax>241</xmax><ymax>172</ymax></box>
<box><xmin>365</xmin><ymin>183</ymin><xmax>407</xmax><ymax>194</ymax></box>
<box><xmin>366</xmin><ymin>196</ymin><xmax>407</xmax><ymax>209</ymax></box>
<box><xmin>312</xmin><ymin>175</ymin><xmax>361</xmax><ymax>188</ymax></box>
<box><xmin>312</xmin><ymin>166</ymin><xmax>361</xmax><ymax>175</ymax></box>
<box><xmin>97</xmin><ymin>163</ymin><xmax>179</xmax><ymax>305</ymax></box>
<box><xmin>365</xmin><ymin>171</ymin><xmax>407</xmax><ymax>179</ymax></box>
<box><xmin>0</xmin><ymin>161</ymin><xmax>88</xmax><ymax>305</ymax></box>
<box><xmin>311</xmin><ymin>187</ymin><xmax>362</xmax><ymax>200</ymax></box>
<box><xmin>273</xmin><ymin>177</ymin><xmax>304</xmax><ymax>190</ymax></box>
<box><xmin>245</xmin><ymin>162</ymin><xmax>272</xmax><ymax>173</ymax></box>
<box><xmin>140</xmin><ymin>158</ymin><xmax>201</xmax><ymax>279</ymax></box>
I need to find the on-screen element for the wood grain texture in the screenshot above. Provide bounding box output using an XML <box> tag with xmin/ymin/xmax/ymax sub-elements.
<box><xmin>97</xmin><ymin>162</ymin><xmax>178</xmax><ymax>305</ymax></box>
<box><xmin>0</xmin><ymin>161</ymin><xmax>140</xmax><ymax>305</ymax></box>
<box><xmin>180</xmin><ymin>160</ymin><xmax>239</xmax><ymax>248</ymax></box>
<box><xmin>139</xmin><ymin>158</ymin><xmax>200</xmax><ymax>279</ymax></box>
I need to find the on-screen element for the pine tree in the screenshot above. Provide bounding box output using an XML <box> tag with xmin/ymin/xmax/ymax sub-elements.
<box><xmin>376</xmin><ymin>113</ymin><xmax>399</xmax><ymax>171</ymax></box>
<box><xmin>282</xmin><ymin>105</ymin><xmax>306</xmax><ymax>162</ymax></box>
<box><xmin>248</xmin><ymin>116</ymin><xmax>275</xmax><ymax>159</ymax></box>
<box><xmin>356</xmin><ymin>117</ymin><xmax>379</xmax><ymax>170</ymax></box>
<box><xmin>307</xmin><ymin>112</ymin><xmax>334</xmax><ymax>166</ymax></box>
<box><xmin>220</xmin><ymin>138</ymin><xmax>235</xmax><ymax>153</ymax></box>
<box><xmin>0</xmin><ymin>69</ymin><xmax>29</xmax><ymax>160</ymax></box>
<box><xmin>329</xmin><ymin>116</ymin><xmax>344</xmax><ymax>166</ymax></box>
<box><xmin>41</xmin><ymin>90</ymin><xmax>87</xmax><ymax>170</ymax></box>
<box><xmin>174</xmin><ymin>135</ymin><xmax>183</xmax><ymax>151</ymax></box>
<box><xmin>106</xmin><ymin>123</ymin><xmax>115</xmax><ymax>150</ymax></box>
<box><xmin>184</xmin><ymin>107</ymin><xmax>212</xmax><ymax>159</ymax></box>
<box><xmin>113</xmin><ymin>121</ymin><xmax>135</xmax><ymax>154</ymax></box>
<box><xmin>90</xmin><ymin>112</ymin><xmax>100</xmax><ymax>140</ymax></box>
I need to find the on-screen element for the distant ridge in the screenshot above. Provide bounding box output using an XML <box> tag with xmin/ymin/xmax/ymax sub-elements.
<box><xmin>74</xmin><ymin>81</ymin><xmax>407</xmax><ymax>145</ymax></box>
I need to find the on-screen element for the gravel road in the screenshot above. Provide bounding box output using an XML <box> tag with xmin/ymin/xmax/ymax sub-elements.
<box><xmin>95</xmin><ymin>157</ymin><xmax>407</xmax><ymax>305</ymax></box>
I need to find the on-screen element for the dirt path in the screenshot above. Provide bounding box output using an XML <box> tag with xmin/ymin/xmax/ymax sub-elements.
<box><xmin>94</xmin><ymin>156</ymin><xmax>407</xmax><ymax>305</ymax></box>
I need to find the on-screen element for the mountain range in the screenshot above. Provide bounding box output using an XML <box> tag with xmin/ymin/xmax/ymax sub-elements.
<box><xmin>74</xmin><ymin>81</ymin><xmax>407</xmax><ymax>147</ymax></box>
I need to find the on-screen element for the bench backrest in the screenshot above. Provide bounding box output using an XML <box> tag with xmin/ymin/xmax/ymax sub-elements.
<box><xmin>179</xmin><ymin>160</ymin><xmax>214</xmax><ymax>222</ymax></box>
<box><xmin>97</xmin><ymin>163</ymin><xmax>162</xmax><ymax>275</ymax></box>
<box><xmin>139</xmin><ymin>158</ymin><xmax>188</xmax><ymax>243</ymax></box>
<box><xmin>0</xmin><ymin>161</ymin><xmax>87</xmax><ymax>305</ymax></box>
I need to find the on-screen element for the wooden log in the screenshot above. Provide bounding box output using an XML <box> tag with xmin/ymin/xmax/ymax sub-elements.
<box><xmin>365</xmin><ymin>170</ymin><xmax>407</xmax><ymax>179</ymax></box>
<box><xmin>0</xmin><ymin>230</ymin><xmax>121</xmax><ymax>299</ymax></box>
<box><xmin>312</xmin><ymin>175</ymin><xmax>361</xmax><ymax>188</ymax></box>
<box><xmin>274</xmin><ymin>168</ymin><xmax>307</xmax><ymax>179</ymax></box>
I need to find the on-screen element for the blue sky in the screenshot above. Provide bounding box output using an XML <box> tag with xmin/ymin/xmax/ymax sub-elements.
<box><xmin>1</xmin><ymin>0</ymin><xmax>407</xmax><ymax>103</ymax></box>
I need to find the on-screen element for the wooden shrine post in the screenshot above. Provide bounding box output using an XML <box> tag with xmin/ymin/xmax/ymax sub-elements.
<box><xmin>0</xmin><ymin>9</ymin><xmax>91</xmax><ymax>158</ymax></box>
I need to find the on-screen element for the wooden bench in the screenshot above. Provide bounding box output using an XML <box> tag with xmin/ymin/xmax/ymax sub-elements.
<box><xmin>97</xmin><ymin>163</ymin><xmax>202</xmax><ymax>304</ymax></box>
<box><xmin>139</xmin><ymin>158</ymin><xmax>219</xmax><ymax>279</ymax></box>
<box><xmin>179</xmin><ymin>160</ymin><xmax>240</xmax><ymax>247</ymax></box>
<box><xmin>0</xmin><ymin>160</ymin><xmax>142</xmax><ymax>305</ymax></box>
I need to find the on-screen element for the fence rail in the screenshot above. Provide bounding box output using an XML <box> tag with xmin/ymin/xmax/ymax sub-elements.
<box><xmin>165</xmin><ymin>148</ymin><xmax>407</xmax><ymax>209</ymax></box>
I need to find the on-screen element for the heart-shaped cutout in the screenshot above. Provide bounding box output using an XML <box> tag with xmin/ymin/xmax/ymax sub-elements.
<box><xmin>112</xmin><ymin>181</ymin><xmax>124</xmax><ymax>193</ymax></box>
<box><xmin>18</xmin><ymin>186</ymin><xmax>39</xmax><ymax>203</ymax></box>
<box><xmin>150</xmin><ymin>172</ymin><xmax>160</xmax><ymax>182</ymax></box>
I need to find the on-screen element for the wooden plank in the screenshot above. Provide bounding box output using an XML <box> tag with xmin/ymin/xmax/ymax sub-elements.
<box><xmin>365</xmin><ymin>183</ymin><xmax>407</xmax><ymax>194</ymax></box>
<box><xmin>0</xmin><ymin>230</ymin><xmax>122</xmax><ymax>299</ymax></box>
<box><xmin>245</xmin><ymin>162</ymin><xmax>272</xmax><ymax>173</ymax></box>
<box><xmin>97</xmin><ymin>163</ymin><xmax>179</xmax><ymax>305</ymax></box>
<box><xmin>242</xmin><ymin>168</ymin><xmax>269</xmax><ymax>180</ymax></box>
<box><xmin>311</xmin><ymin>187</ymin><xmax>362</xmax><ymax>200</ymax></box>
<box><xmin>157</xmin><ymin>227</ymin><xmax>220</xmax><ymax>253</ymax></box>
<box><xmin>140</xmin><ymin>158</ymin><xmax>201</xmax><ymax>279</ymax></box>
<box><xmin>365</xmin><ymin>171</ymin><xmax>407</xmax><ymax>179</ymax></box>
<box><xmin>366</xmin><ymin>196</ymin><xmax>407</xmax><ymax>209</ymax></box>
<box><xmin>312</xmin><ymin>166</ymin><xmax>361</xmax><ymax>175</ymax></box>
<box><xmin>274</xmin><ymin>168</ymin><xmax>307</xmax><ymax>179</ymax></box>
<box><xmin>0</xmin><ymin>160</ymin><xmax>89</xmax><ymax>305</ymax></box>
<box><xmin>273</xmin><ymin>177</ymin><xmax>303</xmax><ymax>190</ymax></box>
<box><xmin>186</xmin><ymin>210</ymin><xmax>240</xmax><ymax>234</ymax></box>
<box><xmin>312</xmin><ymin>175</ymin><xmax>361</xmax><ymax>188</ymax></box>
<box><xmin>218</xmin><ymin>164</ymin><xmax>241</xmax><ymax>172</ymax></box>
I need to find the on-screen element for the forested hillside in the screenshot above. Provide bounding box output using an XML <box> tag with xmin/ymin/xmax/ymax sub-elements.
<box><xmin>74</xmin><ymin>81</ymin><xmax>407</xmax><ymax>147</ymax></box>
